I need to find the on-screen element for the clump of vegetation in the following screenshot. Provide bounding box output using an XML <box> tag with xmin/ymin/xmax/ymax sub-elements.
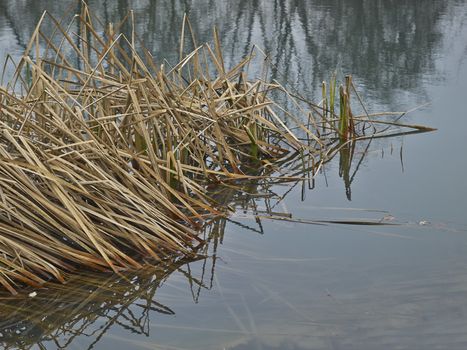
<box><xmin>0</xmin><ymin>2</ymin><xmax>434</xmax><ymax>294</ymax></box>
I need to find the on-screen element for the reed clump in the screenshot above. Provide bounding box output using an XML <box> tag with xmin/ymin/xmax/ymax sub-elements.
<box><xmin>0</xmin><ymin>3</ymin><xmax>434</xmax><ymax>295</ymax></box>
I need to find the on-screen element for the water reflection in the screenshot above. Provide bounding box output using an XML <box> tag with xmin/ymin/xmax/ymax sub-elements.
<box><xmin>0</xmin><ymin>0</ymin><xmax>455</xmax><ymax>106</ymax></box>
<box><xmin>0</xmin><ymin>261</ymin><xmax>181</xmax><ymax>349</ymax></box>
<box><xmin>0</xmin><ymin>257</ymin><xmax>208</xmax><ymax>349</ymax></box>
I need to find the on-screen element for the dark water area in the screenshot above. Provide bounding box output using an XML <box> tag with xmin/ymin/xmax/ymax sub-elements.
<box><xmin>1</xmin><ymin>1</ymin><xmax>467</xmax><ymax>349</ymax></box>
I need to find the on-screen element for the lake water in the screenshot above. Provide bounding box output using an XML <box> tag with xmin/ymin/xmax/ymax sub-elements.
<box><xmin>1</xmin><ymin>1</ymin><xmax>467</xmax><ymax>349</ymax></box>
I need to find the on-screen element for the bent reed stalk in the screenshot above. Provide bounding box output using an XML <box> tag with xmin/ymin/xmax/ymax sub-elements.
<box><xmin>0</xmin><ymin>2</ymin><xmax>434</xmax><ymax>295</ymax></box>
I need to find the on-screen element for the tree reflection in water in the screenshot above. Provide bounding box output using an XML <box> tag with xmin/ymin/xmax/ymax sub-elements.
<box><xmin>0</xmin><ymin>0</ymin><xmax>450</xmax><ymax>105</ymax></box>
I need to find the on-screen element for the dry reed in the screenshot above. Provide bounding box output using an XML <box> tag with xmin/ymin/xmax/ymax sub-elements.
<box><xmin>0</xmin><ymin>2</ymin><xmax>434</xmax><ymax>294</ymax></box>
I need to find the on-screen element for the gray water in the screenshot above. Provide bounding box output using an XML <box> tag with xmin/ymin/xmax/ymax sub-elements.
<box><xmin>1</xmin><ymin>1</ymin><xmax>467</xmax><ymax>349</ymax></box>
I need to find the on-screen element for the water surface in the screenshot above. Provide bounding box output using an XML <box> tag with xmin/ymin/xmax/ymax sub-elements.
<box><xmin>1</xmin><ymin>1</ymin><xmax>467</xmax><ymax>349</ymax></box>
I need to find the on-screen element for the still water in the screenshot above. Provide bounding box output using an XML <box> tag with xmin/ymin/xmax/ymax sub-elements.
<box><xmin>1</xmin><ymin>1</ymin><xmax>467</xmax><ymax>349</ymax></box>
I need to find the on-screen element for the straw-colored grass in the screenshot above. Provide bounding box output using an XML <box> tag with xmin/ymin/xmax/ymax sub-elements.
<box><xmin>0</xmin><ymin>2</ymin><xmax>434</xmax><ymax>295</ymax></box>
